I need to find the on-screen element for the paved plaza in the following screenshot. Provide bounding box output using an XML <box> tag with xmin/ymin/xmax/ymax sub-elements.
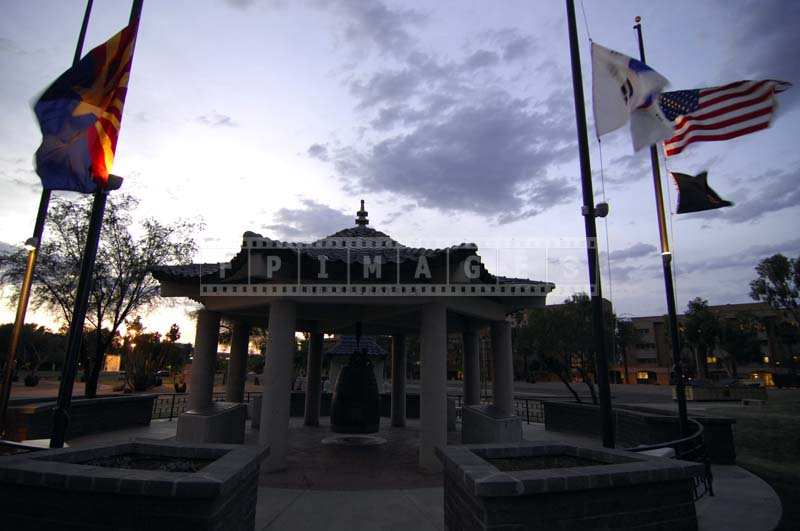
<box><xmin>68</xmin><ymin>417</ymin><xmax>782</xmax><ymax>531</ymax></box>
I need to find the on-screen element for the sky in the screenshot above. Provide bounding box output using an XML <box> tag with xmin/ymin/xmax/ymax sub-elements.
<box><xmin>1</xmin><ymin>0</ymin><xmax>798</xmax><ymax>343</ymax></box>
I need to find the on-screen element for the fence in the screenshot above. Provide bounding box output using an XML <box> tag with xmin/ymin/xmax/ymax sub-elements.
<box><xmin>153</xmin><ymin>392</ymin><xmax>549</xmax><ymax>424</ymax></box>
<box><xmin>151</xmin><ymin>392</ymin><xmax>261</xmax><ymax>420</ymax></box>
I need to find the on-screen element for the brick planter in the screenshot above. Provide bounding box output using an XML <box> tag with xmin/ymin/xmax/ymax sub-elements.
<box><xmin>436</xmin><ymin>442</ymin><xmax>704</xmax><ymax>531</ymax></box>
<box><xmin>543</xmin><ymin>401</ymin><xmax>736</xmax><ymax>464</ymax></box>
<box><xmin>4</xmin><ymin>394</ymin><xmax>157</xmax><ymax>442</ymax></box>
<box><xmin>0</xmin><ymin>440</ymin><xmax>269</xmax><ymax>530</ymax></box>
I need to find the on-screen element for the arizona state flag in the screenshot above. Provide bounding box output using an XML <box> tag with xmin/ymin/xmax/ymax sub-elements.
<box><xmin>34</xmin><ymin>21</ymin><xmax>139</xmax><ymax>193</ymax></box>
<box><xmin>672</xmin><ymin>171</ymin><xmax>733</xmax><ymax>214</ymax></box>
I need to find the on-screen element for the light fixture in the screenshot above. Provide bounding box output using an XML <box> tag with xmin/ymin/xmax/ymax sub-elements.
<box><xmin>24</xmin><ymin>237</ymin><xmax>38</xmax><ymax>251</ymax></box>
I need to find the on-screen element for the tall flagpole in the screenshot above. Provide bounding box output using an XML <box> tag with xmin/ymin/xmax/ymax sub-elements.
<box><xmin>0</xmin><ymin>0</ymin><xmax>95</xmax><ymax>438</ymax></box>
<box><xmin>49</xmin><ymin>0</ymin><xmax>143</xmax><ymax>449</ymax></box>
<box><xmin>633</xmin><ymin>16</ymin><xmax>689</xmax><ymax>437</ymax></box>
<box><xmin>566</xmin><ymin>0</ymin><xmax>614</xmax><ymax>448</ymax></box>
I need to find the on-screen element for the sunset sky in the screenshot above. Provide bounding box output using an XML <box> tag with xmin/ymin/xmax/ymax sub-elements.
<box><xmin>1</xmin><ymin>0</ymin><xmax>798</xmax><ymax>343</ymax></box>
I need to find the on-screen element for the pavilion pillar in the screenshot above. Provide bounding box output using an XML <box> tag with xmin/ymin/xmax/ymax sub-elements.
<box><xmin>260</xmin><ymin>300</ymin><xmax>296</xmax><ymax>472</ymax></box>
<box><xmin>188</xmin><ymin>309</ymin><xmax>220</xmax><ymax>411</ymax></box>
<box><xmin>491</xmin><ymin>320</ymin><xmax>514</xmax><ymax>416</ymax></box>
<box><xmin>304</xmin><ymin>328</ymin><xmax>324</xmax><ymax>426</ymax></box>
<box><xmin>420</xmin><ymin>303</ymin><xmax>447</xmax><ymax>472</ymax></box>
<box><xmin>226</xmin><ymin>320</ymin><xmax>251</xmax><ymax>403</ymax></box>
<box><xmin>463</xmin><ymin>325</ymin><xmax>481</xmax><ymax>406</ymax></box>
<box><xmin>391</xmin><ymin>333</ymin><xmax>406</xmax><ymax>427</ymax></box>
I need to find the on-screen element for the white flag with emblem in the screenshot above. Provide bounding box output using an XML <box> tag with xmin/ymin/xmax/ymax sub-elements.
<box><xmin>592</xmin><ymin>42</ymin><xmax>671</xmax><ymax>150</ymax></box>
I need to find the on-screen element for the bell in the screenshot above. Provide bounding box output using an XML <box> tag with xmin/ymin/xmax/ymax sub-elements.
<box><xmin>330</xmin><ymin>347</ymin><xmax>380</xmax><ymax>434</ymax></box>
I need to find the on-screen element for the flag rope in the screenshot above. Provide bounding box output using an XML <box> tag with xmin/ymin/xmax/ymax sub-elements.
<box><xmin>660</xmin><ymin>148</ymin><xmax>680</xmax><ymax>293</ymax></box>
<box><xmin>580</xmin><ymin>0</ymin><xmax>618</xmax><ymax>360</ymax></box>
<box><xmin>580</xmin><ymin>0</ymin><xmax>593</xmax><ymax>41</ymax></box>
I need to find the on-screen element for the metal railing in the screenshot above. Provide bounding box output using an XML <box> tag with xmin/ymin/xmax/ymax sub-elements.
<box><xmin>151</xmin><ymin>391</ymin><xmax>262</xmax><ymax>420</ymax></box>
<box><xmin>448</xmin><ymin>395</ymin><xmax>546</xmax><ymax>424</ymax></box>
<box><xmin>627</xmin><ymin>418</ymin><xmax>714</xmax><ymax>500</ymax></box>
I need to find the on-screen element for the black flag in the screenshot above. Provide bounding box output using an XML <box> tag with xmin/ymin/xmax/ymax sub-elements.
<box><xmin>671</xmin><ymin>171</ymin><xmax>733</xmax><ymax>214</ymax></box>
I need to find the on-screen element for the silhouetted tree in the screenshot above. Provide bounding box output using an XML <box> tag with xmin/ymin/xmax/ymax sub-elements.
<box><xmin>684</xmin><ymin>298</ymin><xmax>720</xmax><ymax>379</ymax></box>
<box><xmin>750</xmin><ymin>253</ymin><xmax>800</xmax><ymax>326</ymax></box>
<box><xmin>718</xmin><ymin>314</ymin><xmax>761</xmax><ymax>378</ymax></box>
<box><xmin>0</xmin><ymin>194</ymin><xmax>199</xmax><ymax>398</ymax></box>
<box><xmin>615</xmin><ymin>318</ymin><xmax>636</xmax><ymax>383</ymax></box>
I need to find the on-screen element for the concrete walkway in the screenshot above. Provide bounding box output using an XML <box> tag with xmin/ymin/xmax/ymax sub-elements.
<box><xmin>255</xmin><ymin>487</ymin><xmax>443</xmax><ymax>531</ymax></box>
<box><xmin>67</xmin><ymin>419</ymin><xmax>782</xmax><ymax>531</ymax></box>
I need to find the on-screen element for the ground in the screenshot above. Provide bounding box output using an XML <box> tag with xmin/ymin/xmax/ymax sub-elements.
<box><xmin>704</xmin><ymin>393</ymin><xmax>800</xmax><ymax>531</ymax></box>
<box><xmin>10</xmin><ymin>374</ymin><xmax>799</xmax><ymax>529</ymax></box>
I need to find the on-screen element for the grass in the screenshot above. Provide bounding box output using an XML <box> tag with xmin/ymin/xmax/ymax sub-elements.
<box><xmin>707</xmin><ymin>392</ymin><xmax>800</xmax><ymax>531</ymax></box>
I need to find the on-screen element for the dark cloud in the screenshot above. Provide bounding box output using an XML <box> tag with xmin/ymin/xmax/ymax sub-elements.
<box><xmin>325</xmin><ymin>91</ymin><xmax>577</xmax><ymax>223</ymax></box>
<box><xmin>310</xmin><ymin>0</ymin><xmax>426</xmax><ymax>57</ymax></box>
<box><xmin>724</xmin><ymin>0</ymin><xmax>800</xmax><ymax>108</ymax></box>
<box><xmin>304</xmin><ymin>1</ymin><xmax>575</xmax><ymax>223</ymax></box>
<box><xmin>307</xmin><ymin>143</ymin><xmax>329</xmax><ymax>161</ymax></box>
<box><xmin>609</xmin><ymin>242</ymin><xmax>658</xmax><ymax>261</ymax></box>
<box><xmin>502</xmin><ymin>35</ymin><xmax>535</xmax><ymax>62</ymax></box>
<box><xmin>461</xmin><ymin>50</ymin><xmax>500</xmax><ymax>70</ymax></box>
<box><xmin>479</xmin><ymin>29</ymin><xmax>536</xmax><ymax>62</ymax></box>
<box><xmin>350</xmin><ymin>68</ymin><xmax>425</xmax><ymax>110</ymax></box>
<box><xmin>679</xmin><ymin>238</ymin><xmax>800</xmax><ymax>275</ymax></box>
<box><xmin>224</xmin><ymin>0</ymin><xmax>257</xmax><ymax>9</ymax></box>
<box><xmin>604</xmin><ymin>151</ymin><xmax>650</xmax><ymax>185</ymax></box>
<box><xmin>196</xmin><ymin>112</ymin><xmax>237</xmax><ymax>127</ymax></box>
<box><xmin>265</xmin><ymin>199</ymin><xmax>352</xmax><ymax>240</ymax></box>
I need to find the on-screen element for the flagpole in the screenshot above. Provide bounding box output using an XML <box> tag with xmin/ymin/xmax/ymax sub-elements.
<box><xmin>0</xmin><ymin>0</ymin><xmax>95</xmax><ymax>438</ymax></box>
<box><xmin>50</xmin><ymin>0</ymin><xmax>143</xmax><ymax>449</ymax></box>
<box><xmin>566</xmin><ymin>0</ymin><xmax>614</xmax><ymax>448</ymax></box>
<box><xmin>633</xmin><ymin>16</ymin><xmax>689</xmax><ymax>437</ymax></box>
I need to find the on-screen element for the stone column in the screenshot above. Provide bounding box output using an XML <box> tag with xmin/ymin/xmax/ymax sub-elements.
<box><xmin>304</xmin><ymin>329</ymin><xmax>324</xmax><ymax>426</ymax></box>
<box><xmin>226</xmin><ymin>321</ymin><xmax>251</xmax><ymax>403</ymax></box>
<box><xmin>188</xmin><ymin>309</ymin><xmax>221</xmax><ymax>411</ymax></box>
<box><xmin>420</xmin><ymin>303</ymin><xmax>447</xmax><ymax>472</ymax></box>
<box><xmin>391</xmin><ymin>334</ymin><xmax>407</xmax><ymax>427</ymax></box>
<box><xmin>463</xmin><ymin>326</ymin><xmax>481</xmax><ymax>406</ymax></box>
<box><xmin>260</xmin><ymin>300</ymin><xmax>297</xmax><ymax>472</ymax></box>
<box><xmin>491</xmin><ymin>320</ymin><xmax>514</xmax><ymax>416</ymax></box>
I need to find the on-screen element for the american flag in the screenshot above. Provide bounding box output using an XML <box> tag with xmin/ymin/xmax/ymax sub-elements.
<box><xmin>659</xmin><ymin>80</ymin><xmax>791</xmax><ymax>157</ymax></box>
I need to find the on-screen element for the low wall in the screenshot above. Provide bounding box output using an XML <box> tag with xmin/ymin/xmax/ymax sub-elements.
<box><xmin>543</xmin><ymin>401</ymin><xmax>736</xmax><ymax>464</ymax></box>
<box><xmin>679</xmin><ymin>386</ymin><xmax>768</xmax><ymax>401</ymax></box>
<box><xmin>5</xmin><ymin>394</ymin><xmax>157</xmax><ymax>442</ymax></box>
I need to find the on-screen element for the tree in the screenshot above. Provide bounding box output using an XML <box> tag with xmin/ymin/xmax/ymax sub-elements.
<box><xmin>121</xmin><ymin>318</ymin><xmax>171</xmax><ymax>392</ymax></box>
<box><xmin>0</xmin><ymin>194</ymin><xmax>199</xmax><ymax>398</ymax></box>
<box><xmin>717</xmin><ymin>315</ymin><xmax>762</xmax><ymax>378</ymax></box>
<box><xmin>750</xmin><ymin>253</ymin><xmax>800</xmax><ymax>326</ymax></box>
<box><xmin>522</xmin><ymin>305</ymin><xmax>583</xmax><ymax>402</ymax></box>
<box><xmin>0</xmin><ymin>323</ymin><xmax>66</xmax><ymax>384</ymax></box>
<box><xmin>683</xmin><ymin>298</ymin><xmax>720</xmax><ymax>379</ymax></box>
<box><xmin>518</xmin><ymin>294</ymin><xmax>616</xmax><ymax>403</ymax></box>
<box><xmin>614</xmin><ymin>318</ymin><xmax>636</xmax><ymax>383</ymax></box>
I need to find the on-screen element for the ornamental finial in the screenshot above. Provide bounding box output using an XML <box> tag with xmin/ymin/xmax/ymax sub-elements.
<box><xmin>356</xmin><ymin>200</ymin><xmax>369</xmax><ymax>226</ymax></box>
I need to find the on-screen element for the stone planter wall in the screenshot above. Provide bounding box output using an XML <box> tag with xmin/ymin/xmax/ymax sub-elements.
<box><xmin>4</xmin><ymin>394</ymin><xmax>157</xmax><ymax>442</ymax></box>
<box><xmin>0</xmin><ymin>440</ymin><xmax>269</xmax><ymax>531</ymax></box>
<box><xmin>543</xmin><ymin>401</ymin><xmax>736</xmax><ymax>464</ymax></box>
<box><xmin>437</xmin><ymin>443</ymin><xmax>703</xmax><ymax>531</ymax></box>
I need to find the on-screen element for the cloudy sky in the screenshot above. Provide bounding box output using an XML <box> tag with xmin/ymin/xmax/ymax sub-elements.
<box><xmin>1</xmin><ymin>0</ymin><xmax>798</xmax><ymax>341</ymax></box>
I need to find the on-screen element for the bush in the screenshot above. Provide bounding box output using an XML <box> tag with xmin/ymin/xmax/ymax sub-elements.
<box><xmin>23</xmin><ymin>374</ymin><xmax>40</xmax><ymax>387</ymax></box>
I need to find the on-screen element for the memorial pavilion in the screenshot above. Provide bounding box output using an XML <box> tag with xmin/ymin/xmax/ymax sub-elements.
<box><xmin>152</xmin><ymin>201</ymin><xmax>554</xmax><ymax>472</ymax></box>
